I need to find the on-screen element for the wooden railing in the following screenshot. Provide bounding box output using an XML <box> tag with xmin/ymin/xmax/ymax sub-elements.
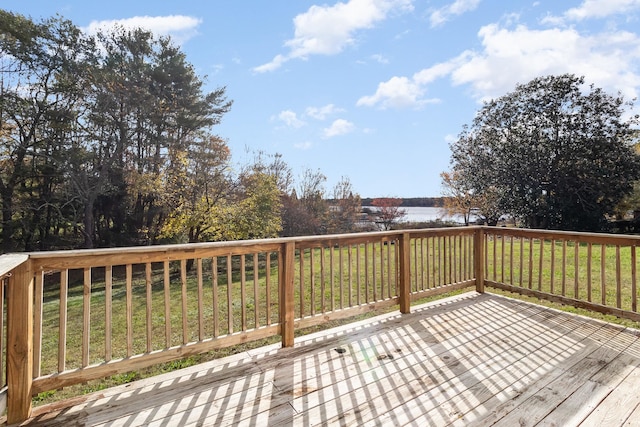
<box><xmin>5</xmin><ymin>226</ymin><xmax>639</xmax><ymax>423</ymax></box>
<box><xmin>0</xmin><ymin>228</ymin><xmax>478</xmax><ymax>423</ymax></box>
<box><xmin>480</xmin><ymin>228</ymin><xmax>640</xmax><ymax>322</ymax></box>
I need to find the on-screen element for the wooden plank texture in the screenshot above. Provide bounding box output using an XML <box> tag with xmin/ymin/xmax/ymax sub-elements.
<box><xmin>18</xmin><ymin>292</ymin><xmax>640</xmax><ymax>427</ymax></box>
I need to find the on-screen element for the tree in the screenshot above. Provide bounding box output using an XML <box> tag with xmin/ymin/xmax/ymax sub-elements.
<box><xmin>281</xmin><ymin>168</ymin><xmax>328</xmax><ymax>236</ymax></box>
<box><xmin>0</xmin><ymin>11</ymin><xmax>95</xmax><ymax>251</ymax></box>
<box><xmin>449</xmin><ymin>74</ymin><xmax>640</xmax><ymax>231</ymax></box>
<box><xmin>371</xmin><ymin>198</ymin><xmax>406</xmax><ymax>230</ymax></box>
<box><xmin>328</xmin><ymin>176</ymin><xmax>361</xmax><ymax>233</ymax></box>
<box><xmin>440</xmin><ymin>171</ymin><xmax>474</xmax><ymax>225</ymax></box>
<box><xmin>84</xmin><ymin>27</ymin><xmax>232</xmax><ymax>247</ymax></box>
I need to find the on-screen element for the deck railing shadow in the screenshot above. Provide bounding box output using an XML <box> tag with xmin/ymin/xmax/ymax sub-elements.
<box><xmin>2</xmin><ymin>226</ymin><xmax>640</xmax><ymax>423</ymax></box>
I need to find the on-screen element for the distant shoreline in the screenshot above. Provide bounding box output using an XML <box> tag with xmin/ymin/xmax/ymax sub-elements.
<box><xmin>359</xmin><ymin>197</ymin><xmax>444</xmax><ymax>208</ymax></box>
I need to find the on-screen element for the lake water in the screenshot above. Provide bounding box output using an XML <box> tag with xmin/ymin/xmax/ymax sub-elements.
<box><xmin>364</xmin><ymin>206</ymin><xmax>469</xmax><ymax>224</ymax></box>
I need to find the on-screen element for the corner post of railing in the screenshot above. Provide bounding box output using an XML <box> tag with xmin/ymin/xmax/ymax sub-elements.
<box><xmin>279</xmin><ymin>241</ymin><xmax>295</xmax><ymax>347</ymax></box>
<box><xmin>6</xmin><ymin>259</ymin><xmax>34</xmax><ymax>424</ymax></box>
<box><xmin>398</xmin><ymin>232</ymin><xmax>411</xmax><ymax>314</ymax></box>
<box><xmin>474</xmin><ymin>227</ymin><xmax>485</xmax><ymax>293</ymax></box>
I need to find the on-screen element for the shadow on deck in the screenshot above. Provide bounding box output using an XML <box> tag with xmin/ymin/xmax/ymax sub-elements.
<box><xmin>16</xmin><ymin>292</ymin><xmax>640</xmax><ymax>426</ymax></box>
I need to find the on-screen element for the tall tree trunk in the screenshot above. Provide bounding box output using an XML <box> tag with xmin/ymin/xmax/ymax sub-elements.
<box><xmin>1</xmin><ymin>189</ymin><xmax>15</xmax><ymax>253</ymax></box>
<box><xmin>82</xmin><ymin>198</ymin><xmax>95</xmax><ymax>249</ymax></box>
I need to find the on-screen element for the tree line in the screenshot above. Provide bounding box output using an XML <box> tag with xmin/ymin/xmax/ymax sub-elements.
<box><xmin>0</xmin><ymin>11</ymin><xmax>372</xmax><ymax>253</ymax></box>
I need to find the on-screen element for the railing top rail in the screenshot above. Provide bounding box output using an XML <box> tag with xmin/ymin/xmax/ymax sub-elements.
<box><xmin>0</xmin><ymin>254</ymin><xmax>29</xmax><ymax>279</ymax></box>
<box><xmin>23</xmin><ymin>228</ymin><xmax>477</xmax><ymax>260</ymax></box>
<box><xmin>482</xmin><ymin>226</ymin><xmax>640</xmax><ymax>245</ymax></box>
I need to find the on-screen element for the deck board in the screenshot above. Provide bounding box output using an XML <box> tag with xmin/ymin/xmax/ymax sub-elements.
<box><xmin>15</xmin><ymin>291</ymin><xmax>640</xmax><ymax>427</ymax></box>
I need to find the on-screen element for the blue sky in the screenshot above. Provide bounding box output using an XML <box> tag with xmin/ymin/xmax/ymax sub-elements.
<box><xmin>4</xmin><ymin>0</ymin><xmax>640</xmax><ymax>198</ymax></box>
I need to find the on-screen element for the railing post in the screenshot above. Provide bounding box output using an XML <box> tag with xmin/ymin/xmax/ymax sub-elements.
<box><xmin>279</xmin><ymin>242</ymin><xmax>295</xmax><ymax>347</ymax></box>
<box><xmin>399</xmin><ymin>233</ymin><xmax>411</xmax><ymax>314</ymax></box>
<box><xmin>7</xmin><ymin>260</ymin><xmax>33</xmax><ymax>424</ymax></box>
<box><xmin>474</xmin><ymin>227</ymin><xmax>485</xmax><ymax>293</ymax></box>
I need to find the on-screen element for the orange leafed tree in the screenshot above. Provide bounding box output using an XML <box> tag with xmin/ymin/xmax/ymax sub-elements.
<box><xmin>372</xmin><ymin>197</ymin><xmax>406</xmax><ymax>230</ymax></box>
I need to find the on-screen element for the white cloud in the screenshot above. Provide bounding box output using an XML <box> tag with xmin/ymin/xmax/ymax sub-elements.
<box><xmin>430</xmin><ymin>0</ymin><xmax>481</xmax><ymax>28</ymax></box>
<box><xmin>359</xmin><ymin>23</ymin><xmax>640</xmax><ymax>108</ymax></box>
<box><xmin>357</xmin><ymin>75</ymin><xmax>440</xmax><ymax>109</ymax></box>
<box><xmin>274</xmin><ymin>110</ymin><xmax>306</xmax><ymax>128</ymax></box>
<box><xmin>371</xmin><ymin>53</ymin><xmax>389</xmax><ymax>64</ymax></box>
<box><xmin>253</xmin><ymin>54</ymin><xmax>287</xmax><ymax>74</ymax></box>
<box><xmin>451</xmin><ymin>24</ymin><xmax>640</xmax><ymax>101</ymax></box>
<box><xmin>306</xmin><ymin>104</ymin><xmax>345</xmax><ymax>120</ymax></box>
<box><xmin>253</xmin><ymin>0</ymin><xmax>413</xmax><ymax>73</ymax></box>
<box><xmin>542</xmin><ymin>0</ymin><xmax>640</xmax><ymax>25</ymax></box>
<box><xmin>294</xmin><ymin>141</ymin><xmax>313</xmax><ymax>150</ymax></box>
<box><xmin>83</xmin><ymin>15</ymin><xmax>202</xmax><ymax>44</ymax></box>
<box><xmin>323</xmin><ymin>119</ymin><xmax>355</xmax><ymax>138</ymax></box>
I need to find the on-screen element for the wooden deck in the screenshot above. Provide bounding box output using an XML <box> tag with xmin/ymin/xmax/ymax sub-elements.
<box><xmin>15</xmin><ymin>291</ymin><xmax>640</xmax><ymax>426</ymax></box>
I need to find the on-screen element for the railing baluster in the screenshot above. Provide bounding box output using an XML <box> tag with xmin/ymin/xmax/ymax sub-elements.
<box><xmin>616</xmin><ymin>245</ymin><xmax>622</xmax><ymax>309</ymax></box>
<box><xmin>458</xmin><ymin>234</ymin><xmax>463</xmax><ymax>283</ymax></box>
<box><xmin>82</xmin><ymin>268</ymin><xmax>91</xmax><ymax>367</ymax></box>
<box><xmin>180</xmin><ymin>260</ymin><xmax>188</xmax><ymax>344</ymax></box>
<box><xmin>356</xmin><ymin>245</ymin><xmax>361</xmax><ymax>305</ymax></box>
<box><xmin>197</xmin><ymin>259</ymin><xmax>204</xmax><ymax>340</ymax></box>
<box><xmin>501</xmin><ymin>233</ymin><xmax>505</xmax><ymax>284</ymax></box>
<box><xmin>562</xmin><ymin>240</ymin><xmax>567</xmax><ymax>296</ymax></box>
<box><xmin>632</xmin><ymin>246</ymin><xmax>637</xmax><ymax>313</ymax></box>
<box><xmin>372</xmin><ymin>242</ymin><xmax>377</xmax><ymax>301</ymax></box>
<box><xmin>163</xmin><ymin>261</ymin><xmax>171</xmax><ymax>348</ymax></box>
<box><xmin>438</xmin><ymin>236</ymin><xmax>442</xmax><ymax>286</ymax></box>
<box><xmin>321</xmin><ymin>247</ymin><xmax>326</xmax><ymax>312</ymax></box>
<box><xmin>509</xmin><ymin>236</ymin><xmax>514</xmax><ymax>285</ymax></box>
<box><xmin>105</xmin><ymin>266</ymin><xmax>113</xmax><ymax>361</ymax></box>
<box><xmin>387</xmin><ymin>241</ymin><xmax>392</xmax><ymax>298</ymax></box>
<box><xmin>474</xmin><ymin>228</ymin><xmax>484</xmax><ymax>292</ymax></box>
<box><xmin>59</xmin><ymin>270</ymin><xmax>68</xmax><ymax>372</ymax></box>
<box><xmin>427</xmin><ymin>237</ymin><xmax>431</xmax><ymax>288</ymax></box>
<box><xmin>299</xmin><ymin>249</ymin><xmax>305</xmax><ymax>318</ymax></box>
<box><xmin>0</xmin><ymin>277</ymin><xmax>5</xmax><ymax>386</ymax></box>
<box><xmin>213</xmin><ymin>256</ymin><xmax>220</xmax><ymax>336</ymax></box>
<box><xmin>126</xmin><ymin>264</ymin><xmax>133</xmax><ymax>356</ymax></box>
<box><xmin>227</xmin><ymin>256</ymin><xmax>233</xmax><ymax>335</ymax></box>
<box><xmin>538</xmin><ymin>239</ymin><xmax>544</xmax><ymax>291</ymax></box>
<box><xmin>399</xmin><ymin>233</ymin><xmax>410</xmax><ymax>313</ymax></box>
<box><xmin>330</xmin><ymin>247</ymin><xmax>335</xmax><ymax>310</ymax></box>
<box><xmin>411</xmin><ymin>239</ymin><xmax>424</xmax><ymax>291</ymax></box>
<box><xmin>254</xmin><ymin>253</ymin><xmax>259</xmax><ymax>329</ymax></box>
<box><xmin>364</xmin><ymin>243</ymin><xmax>369</xmax><ymax>303</ymax></box>
<box><xmin>574</xmin><ymin>242</ymin><xmax>579</xmax><ymax>299</ymax></box>
<box><xmin>519</xmin><ymin>237</ymin><xmax>524</xmax><ymax>287</ymax></box>
<box><xmin>528</xmin><ymin>238</ymin><xmax>534</xmax><ymax>289</ymax></box>
<box><xmin>241</xmin><ymin>255</ymin><xmax>246</xmax><ymax>332</ymax></box>
<box><xmin>484</xmin><ymin>234</ymin><xmax>489</xmax><ymax>285</ymax></box>
<box><xmin>493</xmin><ymin>234</ymin><xmax>497</xmax><ymax>282</ymax></box>
<box><xmin>380</xmin><ymin>242</ymin><xmax>385</xmax><ymax>299</ymax></box>
<box><xmin>146</xmin><ymin>263</ymin><xmax>153</xmax><ymax>351</ymax></box>
<box><xmin>550</xmin><ymin>240</ymin><xmax>555</xmax><ymax>294</ymax></box>
<box><xmin>587</xmin><ymin>243</ymin><xmax>592</xmax><ymax>302</ymax></box>
<box><xmin>601</xmin><ymin>245</ymin><xmax>606</xmax><ymax>306</ymax></box>
<box><xmin>33</xmin><ymin>271</ymin><xmax>43</xmax><ymax>379</ymax></box>
<box><xmin>445</xmin><ymin>235</ymin><xmax>450</xmax><ymax>284</ymax></box>
<box><xmin>311</xmin><ymin>248</ymin><xmax>316</xmax><ymax>314</ymax></box>
<box><xmin>339</xmin><ymin>246</ymin><xmax>344</xmax><ymax>308</ymax></box>
<box><xmin>347</xmin><ymin>246</ymin><xmax>352</xmax><ymax>307</ymax></box>
<box><xmin>264</xmin><ymin>253</ymin><xmax>270</xmax><ymax>327</ymax></box>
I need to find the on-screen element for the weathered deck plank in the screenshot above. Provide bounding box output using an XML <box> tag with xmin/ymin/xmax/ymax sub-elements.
<box><xmin>16</xmin><ymin>292</ymin><xmax>640</xmax><ymax>427</ymax></box>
